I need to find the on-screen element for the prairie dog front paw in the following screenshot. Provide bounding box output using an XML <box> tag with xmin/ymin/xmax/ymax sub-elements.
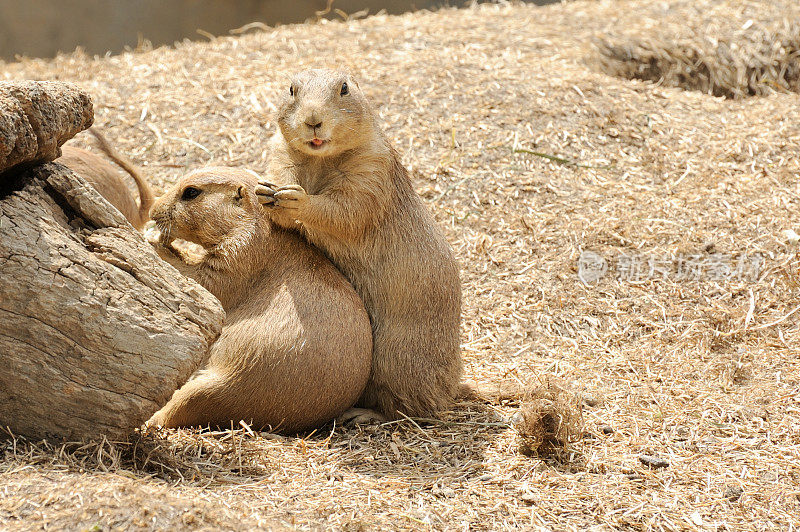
<box><xmin>272</xmin><ymin>184</ymin><xmax>309</xmax><ymax>211</ymax></box>
<box><xmin>255</xmin><ymin>180</ymin><xmax>278</xmax><ymax>206</ymax></box>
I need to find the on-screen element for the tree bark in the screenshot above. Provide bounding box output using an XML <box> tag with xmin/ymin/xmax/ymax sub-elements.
<box><xmin>0</xmin><ymin>81</ymin><xmax>93</xmax><ymax>176</ymax></box>
<box><xmin>0</xmin><ymin>161</ymin><xmax>225</xmax><ymax>441</ymax></box>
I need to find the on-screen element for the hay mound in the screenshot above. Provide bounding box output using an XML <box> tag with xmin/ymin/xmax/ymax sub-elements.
<box><xmin>514</xmin><ymin>376</ymin><xmax>583</xmax><ymax>456</ymax></box>
<box><xmin>595</xmin><ymin>0</ymin><xmax>800</xmax><ymax>99</ymax></box>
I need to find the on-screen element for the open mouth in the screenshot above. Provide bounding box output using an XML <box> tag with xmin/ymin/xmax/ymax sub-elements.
<box><xmin>307</xmin><ymin>138</ymin><xmax>328</xmax><ymax>150</ymax></box>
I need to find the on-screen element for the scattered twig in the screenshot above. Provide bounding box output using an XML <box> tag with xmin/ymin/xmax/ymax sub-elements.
<box><xmin>512</xmin><ymin>147</ymin><xmax>612</xmax><ymax>169</ymax></box>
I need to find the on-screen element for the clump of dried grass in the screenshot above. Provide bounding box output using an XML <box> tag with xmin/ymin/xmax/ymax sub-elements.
<box><xmin>595</xmin><ymin>0</ymin><xmax>800</xmax><ymax>98</ymax></box>
<box><xmin>514</xmin><ymin>376</ymin><xmax>584</xmax><ymax>456</ymax></box>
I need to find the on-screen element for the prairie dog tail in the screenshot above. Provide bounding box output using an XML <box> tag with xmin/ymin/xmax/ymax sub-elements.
<box><xmin>459</xmin><ymin>380</ymin><xmax>526</xmax><ymax>405</ymax></box>
<box><xmin>461</xmin><ymin>378</ymin><xmax>598</xmax><ymax>409</ymax></box>
<box><xmin>88</xmin><ymin>128</ymin><xmax>154</xmax><ymax>225</ymax></box>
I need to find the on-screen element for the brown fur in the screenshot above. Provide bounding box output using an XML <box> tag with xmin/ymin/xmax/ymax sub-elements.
<box><xmin>146</xmin><ymin>167</ymin><xmax>372</xmax><ymax>433</ymax></box>
<box><xmin>255</xmin><ymin>69</ymin><xmax>462</xmax><ymax>419</ymax></box>
<box><xmin>57</xmin><ymin>130</ymin><xmax>154</xmax><ymax>230</ymax></box>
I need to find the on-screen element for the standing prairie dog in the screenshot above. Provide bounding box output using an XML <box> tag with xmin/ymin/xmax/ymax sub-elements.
<box><xmin>146</xmin><ymin>167</ymin><xmax>372</xmax><ymax>432</ymax></box>
<box><xmin>255</xmin><ymin>69</ymin><xmax>462</xmax><ymax>420</ymax></box>
<box><xmin>58</xmin><ymin>129</ymin><xmax>154</xmax><ymax>230</ymax></box>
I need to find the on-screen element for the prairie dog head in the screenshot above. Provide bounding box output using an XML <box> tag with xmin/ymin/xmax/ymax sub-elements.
<box><xmin>150</xmin><ymin>167</ymin><xmax>262</xmax><ymax>249</ymax></box>
<box><xmin>277</xmin><ymin>69</ymin><xmax>375</xmax><ymax>157</ymax></box>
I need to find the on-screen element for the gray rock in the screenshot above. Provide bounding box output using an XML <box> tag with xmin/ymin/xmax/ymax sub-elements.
<box><xmin>639</xmin><ymin>454</ymin><xmax>670</xmax><ymax>469</ymax></box>
<box><xmin>723</xmin><ymin>485</ymin><xmax>743</xmax><ymax>502</ymax></box>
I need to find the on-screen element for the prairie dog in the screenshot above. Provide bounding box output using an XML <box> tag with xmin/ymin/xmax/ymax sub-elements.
<box><xmin>58</xmin><ymin>130</ymin><xmax>154</xmax><ymax>230</ymax></box>
<box><xmin>146</xmin><ymin>167</ymin><xmax>372</xmax><ymax>432</ymax></box>
<box><xmin>256</xmin><ymin>69</ymin><xmax>462</xmax><ymax>419</ymax></box>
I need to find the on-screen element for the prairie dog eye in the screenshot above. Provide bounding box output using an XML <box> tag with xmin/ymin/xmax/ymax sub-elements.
<box><xmin>340</xmin><ymin>82</ymin><xmax>349</xmax><ymax>96</ymax></box>
<box><xmin>289</xmin><ymin>85</ymin><xmax>295</xmax><ymax>96</ymax></box>
<box><xmin>181</xmin><ymin>187</ymin><xmax>201</xmax><ymax>200</ymax></box>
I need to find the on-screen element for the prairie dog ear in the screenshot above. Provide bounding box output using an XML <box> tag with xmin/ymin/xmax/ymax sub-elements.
<box><xmin>235</xmin><ymin>185</ymin><xmax>246</xmax><ymax>201</ymax></box>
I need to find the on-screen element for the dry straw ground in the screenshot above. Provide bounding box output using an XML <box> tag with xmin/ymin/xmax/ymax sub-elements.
<box><xmin>595</xmin><ymin>0</ymin><xmax>800</xmax><ymax>99</ymax></box>
<box><xmin>2</xmin><ymin>0</ymin><xmax>799</xmax><ymax>529</ymax></box>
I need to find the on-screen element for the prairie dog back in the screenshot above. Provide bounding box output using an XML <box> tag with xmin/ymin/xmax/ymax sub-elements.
<box><xmin>58</xmin><ymin>131</ymin><xmax>153</xmax><ymax>230</ymax></box>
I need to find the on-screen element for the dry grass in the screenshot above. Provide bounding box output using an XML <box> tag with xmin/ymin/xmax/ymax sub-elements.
<box><xmin>2</xmin><ymin>0</ymin><xmax>799</xmax><ymax>529</ymax></box>
<box><xmin>515</xmin><ymin>376</ymin><xmax>584</xmax><ymax>456</ymax></box>
<box><xmin>595</xmin><ymin>0</ymin><xmax>800</xmax><ymax>98</ymax></box>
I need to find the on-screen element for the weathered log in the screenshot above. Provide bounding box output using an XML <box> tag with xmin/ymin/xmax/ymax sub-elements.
<box><xmin>0</xmin><ymin>162</ymin><xmax>225</xmax><ymax>441</ymax></box>
<box><xmin>0</xmin><ymin>80</ymin><xmax>93</xmax><ymax>176</ymax></box>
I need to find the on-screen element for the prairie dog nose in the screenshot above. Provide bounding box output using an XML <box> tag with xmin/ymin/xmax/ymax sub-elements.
<box><xmin>149</xmin><ymin>198</ymin><xmax>167</xmax><ymax>219</ymax></box>
<box><xmin>303</xmin><ymin>108</ymin><xmax>324</xmax><ymax>130</ymax></box>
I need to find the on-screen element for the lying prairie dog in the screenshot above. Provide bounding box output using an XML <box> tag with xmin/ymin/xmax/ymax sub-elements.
<box><xmin>146</xmin><ymin>166</ymin><xmax>372</xmax><ymax>433</ymax></box>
